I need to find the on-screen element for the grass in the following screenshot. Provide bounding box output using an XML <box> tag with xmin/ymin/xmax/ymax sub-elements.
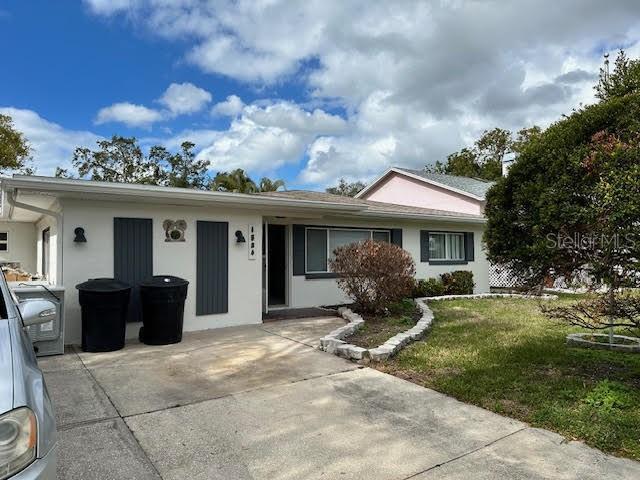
<box><xmin>376</xmin><ymin>294</ymin><xmax>640</xmax><ymax>461</ymax></box>
<box><xmin>348</xmin><ymin>299</ymin><xmax>420</xmax><ymax>349</ymax></box>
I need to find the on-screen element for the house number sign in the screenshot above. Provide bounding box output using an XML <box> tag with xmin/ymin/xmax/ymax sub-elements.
<box><xmin>248</xmin><ymin>224</ymin><xmax>257</xmax><ymax>260</ymax></box>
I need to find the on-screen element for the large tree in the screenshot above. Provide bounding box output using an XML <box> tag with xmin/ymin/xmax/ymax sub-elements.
<box><xmin>69</xmin><ymin>136</ymin><xmax>163</xmax><ymax>184</ymax></box>
<box><xmin>0</xmin><ymin>114</ymin><xmax>33</xmax><ymax>174</ymax></box>
<box><xmin>595</xmin><ymin>49</ymin><xmax>640</xmax><ymax>101</ymax></box>
<box><xmin>210</xmin><ymin>168</ymin><xmax>286</xmax><ymax>193</ymax></box>
<box><xmin>430</xmin><ymin>127</ymin><xmax>532</xmax><ymax>181</ymax></box>
<box><xmin>326</xmin><ymin>178</ymin><xmax>366</xmax><ymax>197</ymax></box>
<box><xmin>484</xmin><ymin>93</ymin><xmax>640</xmax><ymax>289</ymax></box>
<box><xmin>61</xmin><ymin>137</ymin><xmax>212</xmax><ymax>189</ymax></box>
<box><xmin>153</xmin><ymin>141</ymin><xmax>211</xmax><ymax>189</ymax></box>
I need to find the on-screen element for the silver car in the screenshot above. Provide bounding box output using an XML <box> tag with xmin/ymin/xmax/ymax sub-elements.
<box><xmin>1</xmin><ymin>275</ymin><xmax>57</xmax><ymax>479</ymax></box>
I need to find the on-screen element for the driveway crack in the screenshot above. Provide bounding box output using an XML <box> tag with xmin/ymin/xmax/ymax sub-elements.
<box><xmin>401</xmin><ymin>427</ymin><xmax>528</xmax><ymax>479</ymax></box>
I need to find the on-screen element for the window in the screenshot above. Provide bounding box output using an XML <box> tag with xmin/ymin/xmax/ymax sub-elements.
<box><xmin>429</xmin><ymin>232</ymin><xmax>464</xmax><ymax>261</ymax></box>
<box><xmin>305</xmin><ymin>227</ymin><xmax>390</xmax><ymax>273</ymax></box>
<box><xmin>0</xmin><ymin>232</ymin><xmax>8</xmax><ymax>252</ymax></box>
<box><xmin>306</xmin><ymin>229</ymin><xmax>328</xmax><ymax>273</ymax></box>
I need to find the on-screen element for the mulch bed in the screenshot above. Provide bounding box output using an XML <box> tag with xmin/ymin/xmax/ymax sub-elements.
<box><xmin>347</xmin><ymin>302</ymin><xmax>421</xmax><ymax>349</ymax></box>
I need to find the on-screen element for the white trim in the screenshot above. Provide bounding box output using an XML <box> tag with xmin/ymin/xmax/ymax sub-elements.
<box><xmin>356</xmin><ymin>167</ymin><xmax>486</xmax><ymax>201</ymax></box>
<box><xmin>1</xmin><ymin>175</ymin><xmax>486</xmax><ymax>224</ymax></box>
<box><xmin>356</xmin><ymin>209</ymin><xmax>486</xmax><ymax>224</ymax></box>
<box><xmin>3</xmin><ymin>175</ymin><xmax>364</xmax><ymax>212</ymax></box>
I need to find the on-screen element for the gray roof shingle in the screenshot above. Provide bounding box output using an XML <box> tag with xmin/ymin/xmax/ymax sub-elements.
<box><xmin>393</xmin><ymin>167</ymin><xmax>494</xmax><ymax>199</ymax></box>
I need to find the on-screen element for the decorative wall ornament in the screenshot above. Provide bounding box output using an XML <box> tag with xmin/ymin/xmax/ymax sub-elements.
<box><xmin>163</xmin><ymin>220</ymin><xmax>187</xmax><ymax>242</ymax></box>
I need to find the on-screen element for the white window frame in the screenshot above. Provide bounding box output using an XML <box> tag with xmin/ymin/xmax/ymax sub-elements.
<box><xmin>429</xmin><ymin>232</ymin><xmax>465</xmax><ymax>261</ymax></box>
<box><xmin>0</xmin><ymin>231</ymin><xmax>9</xmax><ymax>253</ymax></box>
<box><xmin>305</xmin><ymin>227</ymin><xmax>391</xmax><ymax>274</ymax></box>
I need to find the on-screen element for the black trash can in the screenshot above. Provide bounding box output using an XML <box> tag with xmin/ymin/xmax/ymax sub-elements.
<box><xmin>76</xmin><ymin>278</ymin><xmax>131</xmax><ymax>352</ymax></box>
<box><xmin>139</xmin><ymin>275</ymin><xmax>189</xmax><ymax>345</ymax></box>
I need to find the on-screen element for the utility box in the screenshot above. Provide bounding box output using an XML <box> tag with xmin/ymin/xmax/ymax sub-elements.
<box><xmin>11</xmin><ymin>283</ymin><xmax>65</xmax><ymax>356</ymax></box>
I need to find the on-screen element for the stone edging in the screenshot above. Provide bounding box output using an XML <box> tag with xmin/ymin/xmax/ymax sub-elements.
<box><xmin>566</xmin><ymin>333</ymin><xmax>640</xmax><ymax>353</ymax></box>
<box><xmin>320</xmin><ymin>293</ymin><xmax>559</xmax><ymax>362</ymax></box>
<box><xmin>319</xmin><ymin>299</ymin><xmax>434</xmax><ymax>361</ymax></box>
<box><xmin>423</xmin><ymin>293</ymin><xmax>558</xmax><ymax>301</ymax></box>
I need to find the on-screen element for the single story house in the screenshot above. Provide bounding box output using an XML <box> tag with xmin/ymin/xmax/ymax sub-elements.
<box><xmin>356</xmin><ymin>167</ymin><xmax>494</xmax><ymax>215</ymax></box>
<box><xmin>0</xmin><ymin>174</ymin><xmax>489</xmax><ymax>346</ymax></box>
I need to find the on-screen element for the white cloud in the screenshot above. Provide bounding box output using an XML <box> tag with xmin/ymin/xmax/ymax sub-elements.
<box><xmin>83</xmin><ymin>1</ymin><xmax>640</xmax><ymax>185</ymax></box>
<box><xmin>243</xmin><ymin>102</ymin><xmax>347</xmax><ymax>135</ymax></box>
<box><xmin>211</xmin><ymin>95</ymin><xmax>244</xmax><ymax>117</ymax></box>
<box><xmin>158</xmin><ymin>82</ymin><xmax>212</xmax><ymax>116</ymax></box>
<box><xmin>83</xmin><ymin>0</ymin><xmax>137</xmax><ymax>16</ymax></box>
<box><xmin>195</xmin><ymin>117</ymin><xmax>306</xmax><ymax>173</ymax></box>
<box><xmin>197</xmin><ymin>101</ymin><xmax>347</xmax><ymax>174</ymax></box>
<box><xmin>95</xmin><ymin>102</ymin><xmax>162</xmax><ymax>128</ymax></box>
<box><xmin>141</xmin><ymin>128</ymin><xmax>221</xmax><ymax>152</ymax></box>
<box><xmin>0</xmin><ymin>107</ymin><xmax>100</xmax><ymax>174</ymax></box>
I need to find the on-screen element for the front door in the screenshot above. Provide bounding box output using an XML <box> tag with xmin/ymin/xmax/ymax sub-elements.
<box><xmin>267</xmin><ymin>225</ymin><xmax>286</xmax><ymax>306</ymax></box>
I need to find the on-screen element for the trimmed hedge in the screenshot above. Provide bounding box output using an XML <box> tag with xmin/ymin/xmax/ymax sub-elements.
<box><xmin>413</xmin><ymin>278</ymin><xmax>446</xmax><ymax>297</ymax></box>
<box><xmin>414</xmin><ymin>271</ymin><xmax>475</xmax><ymax>297</ymax></box>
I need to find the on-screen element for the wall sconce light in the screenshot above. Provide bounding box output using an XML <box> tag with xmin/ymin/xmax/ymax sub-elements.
<box><xmin>235</xmin><ymin>230</ymin><xmax>246</xmax><ymax>243</ymax></box>
<box><xmin>74</xmin><ymin>227</ymin><xmax>87</xmax><ymax>243</ymax></box>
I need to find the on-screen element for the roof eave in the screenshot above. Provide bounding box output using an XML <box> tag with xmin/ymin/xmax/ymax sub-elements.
<box><xmin>357</xmin><ymin>167</ymin><xmax>486</xmax><ymax>201</ymax></box>
<box><xmin>355</xmin><ymin>209</ymin><xmax>486</xmax><ymax>224</ymax></box>
<box><xmin>1</xmin><ymin>176</ymin><xmax>365</xmax><ymax>213</ymax></box>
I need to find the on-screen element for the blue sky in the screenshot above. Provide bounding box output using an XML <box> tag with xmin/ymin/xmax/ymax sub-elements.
<box><xmin>1</xmin><ymin>1</ymin><xmax>639</xmax><ymax>189</ymax></box>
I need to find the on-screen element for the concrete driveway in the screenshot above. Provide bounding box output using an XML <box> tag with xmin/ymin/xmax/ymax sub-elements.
<box><xmin>40</xmin><ymin>317</ymin><xmax>640</xmax><ymax>480</ymax></box>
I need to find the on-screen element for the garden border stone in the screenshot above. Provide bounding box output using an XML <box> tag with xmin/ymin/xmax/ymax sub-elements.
<box><xmin>319</xmin><ymin>299</ymin><xmax>435</xmax><ymax>361</ymax></box>
<box><xmin>424</xmin><ymin>293</ymin><xmax>558</xmax><ymax>301</ymax></box>
<box><xmin>320</xmin><ymin>293</ymin><xmax>559</xmax><ymax>362</ymax></box>
<box><xmin>566</xmin><ymin>333</ymin><xmax>640</xmax><ymax>353</ymax></box>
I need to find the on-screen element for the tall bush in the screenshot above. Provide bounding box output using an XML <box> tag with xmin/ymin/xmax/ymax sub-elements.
<box><xmin>330</xmin><ymin>240</ymin><xmax>415</xmax><ymax>313</ymax></box>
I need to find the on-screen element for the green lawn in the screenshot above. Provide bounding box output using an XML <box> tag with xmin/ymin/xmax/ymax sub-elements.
<box><xmin>377</xmin><ymin>295</ymin><xmax>640</xmax><ymax>460</ymax></box>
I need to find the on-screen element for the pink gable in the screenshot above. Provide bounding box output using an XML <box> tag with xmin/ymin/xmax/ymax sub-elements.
<box><xmin>361</xmin><ymin>172</ymin><xmax>484</xmax><ymax>215</ymax></box>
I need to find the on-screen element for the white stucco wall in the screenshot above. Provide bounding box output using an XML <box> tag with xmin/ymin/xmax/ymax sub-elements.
<box><xmin>0</xmin><ymin>221</ymin><xmax>37</xmax><ymax>273</ymax></box>
<box><xmin>283</xmin><ymin>217</ymin><xmax>489</xmax><ymax>309</ymax></box>
<box><xmin>61</xmin><ymin>199</ymin><xmax>263</xmax><ymax>344</ymax></box>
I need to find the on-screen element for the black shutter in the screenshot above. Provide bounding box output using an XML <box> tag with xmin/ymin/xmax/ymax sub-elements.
<box><xmin>465</xmin><ymin>232</ymin><xmax>475</xmax><ymax>261</ymax></box>
<box><xmin>292</xmin><ymin>225</ymin><xmax>305</xmax><ymax>276</ymax></box>
<box><xmin>196</xmin><ymin>221</ymin><xmax>228</xmax><ymax>315</ymax></box>
<box><xmin>114</xmin><ymin>218</ymin><xmax>153</xmax><ymax>323</ymax></box>
<box><xmin>420</xmin><ymin>230</ymin><xmax>430</xmax><ymax>262</ymax></box>
<box><xmin>391</xmin><ymin>228</ymin><xmax>403</xmax><ymax>248</ymax></box>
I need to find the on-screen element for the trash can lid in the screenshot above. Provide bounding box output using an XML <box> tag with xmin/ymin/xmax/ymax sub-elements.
<box><xmin>76</xmin><ymin>278</ymin><xmax>131</xmax><ymax>292</ymax></box>
<box><xmin>140</xmin><ymin>275</ymin><xmax>189</xmax><ymax>288</ymax></box>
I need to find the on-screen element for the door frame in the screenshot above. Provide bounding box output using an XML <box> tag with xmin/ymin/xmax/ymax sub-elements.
<box><xmin>41</xmin><ymin>227</ymin><xmax>50</xmax><ymax>280</ymax></box>
<box><xmin>264</xmin><ymin>222</ymin><xmax>289</xmax><ymax>312</ymax></box>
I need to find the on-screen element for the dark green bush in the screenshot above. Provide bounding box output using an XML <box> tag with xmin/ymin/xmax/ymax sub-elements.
<box><xmin>387</xmin><ymin>298</ymin><xmax>417</xmax><ymax>317</ymax></box>
<box><xmin>440</xmin><ymin>271</ymin><xmax>474</xmax><ymax>295</ymax></box>
<box><xmin>413</xmin><ymin>278</ymin><xmax>446</xmax><ymax>297</ymax></box>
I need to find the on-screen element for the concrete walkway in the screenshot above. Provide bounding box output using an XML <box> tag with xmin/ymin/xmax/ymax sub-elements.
<box><xmin>40</xmin><ymin>317</ymin><xmax>640</xmax><ymax>480</ymax></box>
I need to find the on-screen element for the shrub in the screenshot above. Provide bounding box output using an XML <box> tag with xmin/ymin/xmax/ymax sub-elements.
<box><xmin>387</xmin><ymin>298</ymin><xmax>417</xmax><ymax>317</ymax></box>
<box><xmin>330</xmin><ymin>240</ymin><xmax>415</xmax><ymax>313</ymax></box>
<box><xmin>542</xmin><ymin>291</ymin><xmax>640</xmax><ymax>337</ymax></box>
<box><xmin>440</xmin><ymin>270</ymin><xmax>474</xmax><ymax>295</ymax></box>
<box><xmin>413</xmin><ymin>278</ymin><xmax>445</xmax><ymax>297</ymax></box>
